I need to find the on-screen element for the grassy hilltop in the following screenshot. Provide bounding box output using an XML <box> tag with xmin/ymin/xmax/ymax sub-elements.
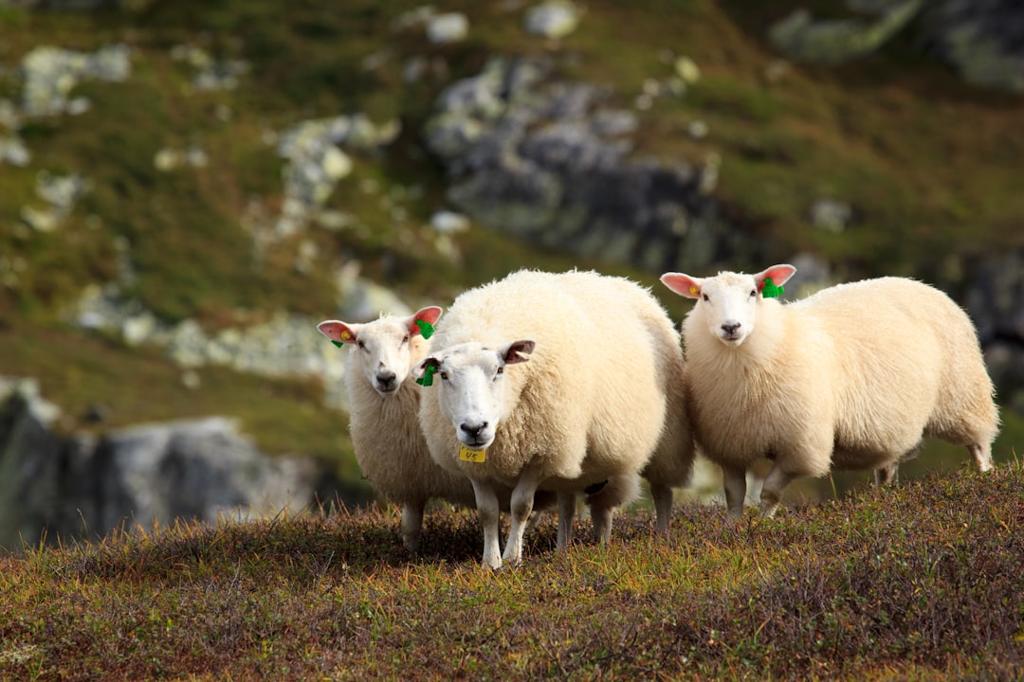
<box><xmin>1</xmin><ymin>0</ymin><xmax>1023</xmax><ymax>491</ymax></box>
<box><xmin>0</xmin><ymin>462</ymin><xmax>1021</xmax><ymax>678</ymax></box>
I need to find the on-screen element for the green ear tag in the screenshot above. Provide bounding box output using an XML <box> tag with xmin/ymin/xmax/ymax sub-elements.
<box><xmin>330</xmin><ymin>340</ymin><xmax>344</xmax><ymax>348</ymax></box>
<box><xmin>761</xmin><ymin>277</ymin><xmax>784</xmax><ymax>299</ymax></box>
<box><xmin>416</xmin><ymin>364</ymin><xmax>437</xmax><ymax>387</ymax></box>
<box><xmin>415</xmin><ymin>319</ymin><xmax>435</xmax><ymax>339</ymax></box>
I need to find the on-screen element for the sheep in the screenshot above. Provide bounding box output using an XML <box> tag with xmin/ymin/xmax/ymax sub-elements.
<box><xmin>316</xmin><ymin>306</ymin><xmax>477</xmax><ymax>551</ymax></box>
<box><xmin>416</xmin><ymin>270</ymin><xmax>693</xmax><ymax>568</ymax></box>
<box><xmin>660</xmin><ymin>265</ymin><xmax>999</xmax><ymax>518</ymax></box>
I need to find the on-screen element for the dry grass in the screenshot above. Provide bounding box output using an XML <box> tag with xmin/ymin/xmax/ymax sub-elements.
<box><xmin>1</xmin><ymin>462</ymin><xmax>1021</xmax><ymax>679</ymax></box>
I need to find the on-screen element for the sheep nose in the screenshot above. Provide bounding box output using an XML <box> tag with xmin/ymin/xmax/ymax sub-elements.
<box><xmin>460</xmin><ymin>421</ymin><xmax>488</xmax><ymax>437</ymax></box>
<box><xmin>721</xmin><ymin>321</ymin><xmax>742</xmax><ymax>335</ymax></box>
<box><xmin>376</xmin><ymin>370</ymin><xmax>397</xmax><ymax>390</ymax></box>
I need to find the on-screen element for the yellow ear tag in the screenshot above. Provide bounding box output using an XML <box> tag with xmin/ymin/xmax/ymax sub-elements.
<box><xmin>458</xmin><ymin>444</ymin><xmax>487</xmax><ymax>463</ymax></box>
<box><xmin>689</xmin><ymin>285</ymin><xmax>699</xmax><ymax>296</ymax></box>
<box><xmin>341</xmin><ymin>331</ymin><xmax>352</xmax><ymax>341</ymax></box>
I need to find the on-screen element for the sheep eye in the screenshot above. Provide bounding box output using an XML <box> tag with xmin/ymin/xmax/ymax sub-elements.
<box><xmin>750</xmin><ymin>290</ymin><xmax>757</xmax><ymax>297</ymax></box>
<box><xmin>702</xmin><ymin>294</ymin><xmax>709</xmax><ymax>302</ymax></box>
<box><xmin>495</xmin><ymin>367</ymin><xmax>504</xmax><ymax>380</ymax></box>
<box><xmin>440</xmin><ymin>371</ymin><xmax>449</xmax><ymax>381</ymax></box>
<box><xmin>357</xmin><ymin>340</ymin><xmax>366</xmax><ymax>350</ymax></box>
<box><xmin>402</xmin><ymin>335</ymin><xmax>410</xmax><ymax>344</ymax></box>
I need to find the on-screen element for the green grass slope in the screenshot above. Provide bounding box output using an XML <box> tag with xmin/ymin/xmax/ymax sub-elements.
<box><xmin>1</xmin><ymin>462</ymin><xmax>1021</xmax><ymax>679</ymax></box>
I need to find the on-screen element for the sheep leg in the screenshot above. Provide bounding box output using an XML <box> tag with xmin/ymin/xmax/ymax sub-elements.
<box><xmin>969</xmin><ymin>442</ymin><xmax>993</xmax><ymax>473</ymax></box>
<box><xmin>524</xmin><ymin>509</ymin><xmax>542</xmax><ymax>536</ymax></box>
<box><xmin>722</xmin><ymin>467</ymin><xmax>747</xmax><ymax>519</ymax></box>
<box><xmin>470</xmin><ymin>478</ymin><xmax>502</xmax><ymax>570</ymax></box>
<box><xmin>650</xmin><ymin>483</ymin><xmax>673</xmax><ymax>536</ymax></box>
<box><xmin>502</xmin><ymin>468</ymin><xmax>542</xmax><ymax>566</ymax></box>
<box><xmin>873</xmin><ymin>463</ymin><xmax>899</xmax><ymax>486</ymax></box>
<box><xmin>556</xmin><ymin>492</ymin><xmax>576</xmax><ymax>551</ymax></box>
<box><xmin>759</xmin><ymin>464</ymin><xmax>795</xmax><ymax>518</ymax></box>
<box><xmin>591</xmin><ymin>504</ymin><xmax>614</xmax><ymax>545</ymax></box>
<box><xmin>400</xmin><ymin>500</ymin><xmax>425</xmax><ymax>553</ymax></box>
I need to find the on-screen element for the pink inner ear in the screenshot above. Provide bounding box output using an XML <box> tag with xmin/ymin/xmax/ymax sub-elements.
<box><xmin>660</xmin><ymin>273</ymin><xmax>702</xmax><ymax>299</ymax></box>
<box><xmin>756</xmin><ymin>264</ymin><xmax>797</xmax><ymax>289</ymax></box>
<box><xmin>410</xmin><ymin>306</ymin><xmax>443</xmax><ymax>333</ymax></box>
<box><xmin>317</xmin><ymin>321</ymin><xmax>356</xmax><ymax>343</ymax></box>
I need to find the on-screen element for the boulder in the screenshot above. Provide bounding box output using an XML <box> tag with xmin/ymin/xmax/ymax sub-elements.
<box><xmin>964</xmin><ymin>249</ymin><xmax>1024</xmax><ymax>412</ymax></box>
<box><xmin>524</xmin><ymin>1</ymin><xmax>580</xmax><ymax>39</ymax></box>
<box><xmin>0</xmin><ymin>383</ymin><xmax>326</xmax><ymax>550</ymax></box>
<box><xmin>426</xmin><ymin>12</ymin><xmax>468</xmax><ymax>44</ymax></box>
<box><xmin>425</xmin><ymin>58</ymin><xmax>754</xmax><ymax>273</ymax></box>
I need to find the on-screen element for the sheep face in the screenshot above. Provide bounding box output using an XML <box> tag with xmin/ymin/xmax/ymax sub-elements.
<box><xmin>660</xmin><ymin>264</ymin><xmax>796</xmax><ymax>346</ymax></box>
<box><xmin>419</xmin><ymin>340</ymin><xmax>535</xmax><ymax>449</ymax></box>
<box><xmin>317</xmin><ymin>306</ymin><xmax>443</xmax><ymax>396</ymax></box>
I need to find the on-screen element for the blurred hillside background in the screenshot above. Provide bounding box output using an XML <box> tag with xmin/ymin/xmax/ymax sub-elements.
<box><xmin>0</xmin><ymin>0</ymin><xmax>1021</xmax><ymax>551</ymax></box>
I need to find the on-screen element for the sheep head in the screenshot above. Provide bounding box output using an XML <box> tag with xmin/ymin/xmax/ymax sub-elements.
<box><xmin>416</xmin><ymin>339</ymin><xmax>535</xmax><ymax>450</ymax></box>
<box><xmin>317</xmin><ymin>306</ymin><xmax>443</xmax><ymax>396</ymax></box>
<box><xmin>661</xmin><ymin>264</ymin><xmax>796</xmax><ymax>346</ymax></box>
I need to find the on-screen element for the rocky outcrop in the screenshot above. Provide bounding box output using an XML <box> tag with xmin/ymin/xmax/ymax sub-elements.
<box><xmin>964</xmin><ymin>250</ymin><xmax>1024</xmax><ymax>412</ymax></box>
<box><xmin>70</xmin><ymin>268</ymin><xmax>412</xmax><ymax>411</ymax></box>
<box><xmin>769</xmin><ymin>1</ymin><xmax>1024</xmax><ymax>93</ymax></box>
<box><xmin>770</xmin><ymin>1</ymin><xmax>923</xmax><ymax>66</ymax></box>
<box><xmin>20</xmin><ymin>44</ymin><xmax>130</xmax><ymax>116</ymax></box>
<box><xmin>426</xmin><ymin>58</ymin><xmax>753</xmax><ymax>273</ymax></box>
<box><xmin>0</xmin><ymin>382</ymin><xmax>333</xmax><ymax>550</ymax></box>
<box><xmin>524</xmin><ymin>1</ymin><xmax>580</xmax><ymax>40</ymax></box>
<box><xmin>924</xmin><ymin>0</ymin><xmax>1024</xmax><ymax>94</ymax></box>
<box><xmin>274</xmin><ymin>114</ymin><xmax>400</xmax><ymax>236</ymax></box>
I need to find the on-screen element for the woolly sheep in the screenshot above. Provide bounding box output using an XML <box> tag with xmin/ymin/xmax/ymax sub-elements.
<box><xmin>417</xmin><ymin>270</ymin><xmax>692</xmax><ymax>568</ymax></box>
<box><xmin>317</xmin><ymin>307</ymin><xmax>477</xmax><ymax>551</ymax></box>
<box><xmin>660</xmin><ymin>265</ymin><xmax>999</xmax><ymax>518</ymax></box>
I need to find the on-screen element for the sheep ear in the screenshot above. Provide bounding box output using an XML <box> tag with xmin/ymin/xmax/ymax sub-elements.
<box><xmin>755</xmin><ymin>264</ymin><xmax>797</xmax><ymax>291</ymax></box>
<box><xmin>414</xmin><ymin>356</ymin><xmax>441</xmax><ymax>383</ymax></box>
<box><xmin>317</xmin><ymin>320</ymin><xmax>359</xmax><ymax>347</ymax></box>
<box><xmin>660</xmin><ymin>272</ymin><xmax>703</xmax><ymax>299</ymax></box>
<box><xmin>407</xmin><ymin>306</ymin><xmax>443</xmax><ymax>338</ymax></box>
<box><xmin>501</xmin><ymin>340</ymin><xmax>535</xmax><ymax>365</ymax></box>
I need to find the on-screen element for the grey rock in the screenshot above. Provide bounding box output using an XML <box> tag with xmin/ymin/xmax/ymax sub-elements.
<box><xmin>90</xmin><ymin>417</ymin><xmax>317</xmax><ymax>531</ymax></box>
<box><xmin>170</xmin><ymin>44</ymin><xmax>249</xmax><ymax>91</ymax></box>
<box><xmin>924</xmin><ymin>0</ymin><xmax>1024</xmax><ymax>93</ymax></box>
<box><xmin>20</xmin><ymin>171</ymin><xmax>88</xmax><ymax>232</ymax></box>
<box><xmin>810</xmin><ymin>198</ymin><xmax>853</xmax><ymax>233</ymax></box>
<box><xmin>426</xmin><ymin>12</ymin><xmax>468</xmax><ymax>44</ymax></box>
<box><xmin>964</xmin><ymin>249</ymin><xmax>1024</xmax><ymax>410</ymax></box>
<box><xmin>425</xmin><ymin>58</ymin><xmax>748</xmax><ymax>273</ymax></box>
<box><xmin>430</xmin><ymin>210</ymin><xmax>470</xmax><ymax>233</ymax></box>
<box><xmin>21</xmin><ymin>44</ymin><xmax>130</xmax><ymax>116</ymax></box>
<box><xmin>768</xmin><ymin>0</ymin><xmax>1024</xmax><ymax>93</ymax></box>
<box><xmin>274</xmin><ymin>114</ymin><xmax>398</xmax><ymax>236</ymax></box>
<box><xmin>0</xmin><ymin>136</ymin><xmax>31</xmax><ymax>167</ymax></box>
<box><xmin>524</xmin><ymin>1</ymin><xmax>580</xmax><ymax>39</ymax></box>
<box><xmin>964</xmin><ymin>250</ymin><xmax>1024</xmax><ymax>344</ymax></box>
<box><xmin>770</xmin><ymin>2</ymin><xmax>923</xmax><ymax>65</ymax></box>
<box><xmin>0</xmin><ymin>389</ymin><xmax>326</xmax><ymax>549</ymax></box>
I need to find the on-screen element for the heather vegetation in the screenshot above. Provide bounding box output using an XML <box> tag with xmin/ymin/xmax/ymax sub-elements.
<box><xmin>1</xmin><ymin>462</ymin><xmax>1021</xmax><ymax>678</ymax></box>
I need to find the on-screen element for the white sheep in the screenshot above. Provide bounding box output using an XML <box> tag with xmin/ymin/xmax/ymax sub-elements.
<box><xmin>317</xmin><ymin>307</ymin><xmax>477</xmax><ymax>551</ymax></box>
<box><xmin>417</xmin><ymin>270</ymin><xmax>693</xmax><ymax>568</ymax></box>
<box><xmin>660</xmin><ymin>265</ymin><xmax>1000</xmax><ymax>517</ymax></box>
